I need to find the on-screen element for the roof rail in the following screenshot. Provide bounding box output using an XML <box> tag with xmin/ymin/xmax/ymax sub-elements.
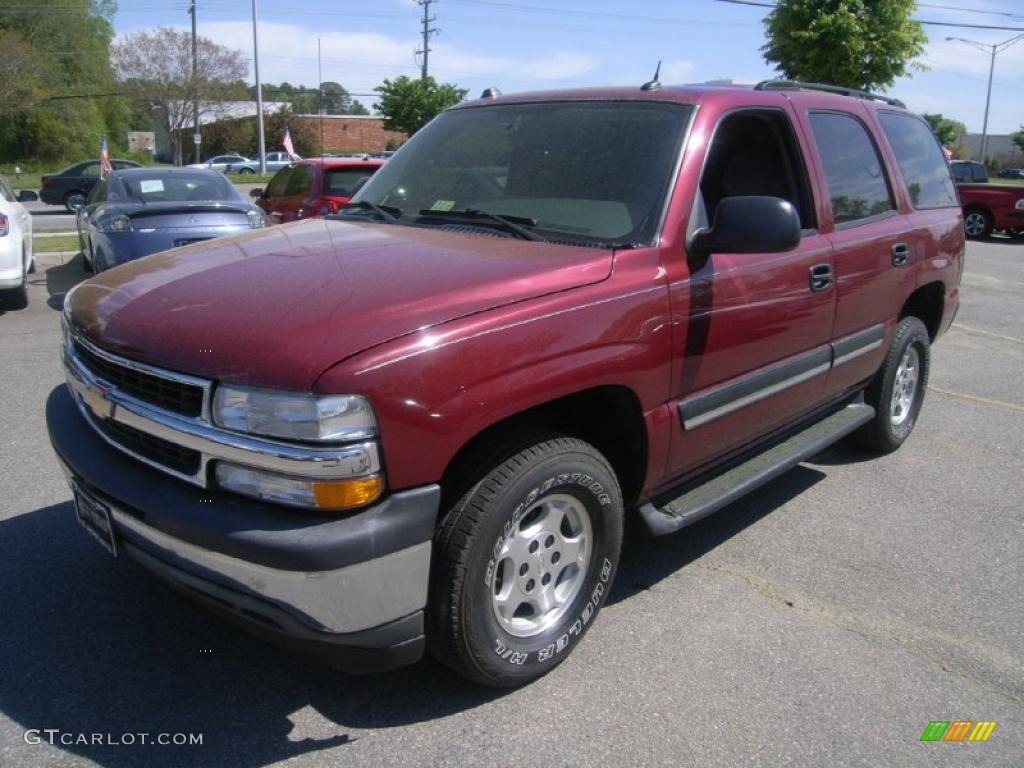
<box><xmin>754</xmin><ymin>80</ymin><xmax>906</xmax><ymax>109</ymax></box>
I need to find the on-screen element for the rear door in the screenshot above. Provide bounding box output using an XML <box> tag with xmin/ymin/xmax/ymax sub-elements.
<box><xmin>664</xmin><ymin>105</ymin><xmax>837</xmax><ymax>480</ymax></box>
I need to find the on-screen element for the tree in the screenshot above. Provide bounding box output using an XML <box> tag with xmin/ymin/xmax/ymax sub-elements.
<box><xmin>762</xmin><ymin>0</ymin><xmax>927</xmax><ymax>92</ymax></box>
<box><xmin>251</xmin><ymin>82</ymin><xmax>369</xmax><ymax>115</ymax></box>
<box><xmin>1013</xmin><ymin>127</ymin><xmax>1024</xmax><ymax>155</ymax></box>
<box><xmin>113</xmin><ymin>28</ymin><xmax>248</xmax><ymax>165</ymax></box>
<box><xmin>922</xmin><ymin>113</ymin><xmax>967</xmax><ymax>147</ymax></box>
<box><xmin>374</xmin><ymin>76</ymin><xmax>468</xmax><ymax>136</ymax></box>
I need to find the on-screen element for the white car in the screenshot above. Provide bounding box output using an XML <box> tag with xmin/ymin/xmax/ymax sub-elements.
<box><xmin>186</xmin><ymin>154</ymin><xmax>250</xmax><ymax>173</ymax></box>
<box><xmin>0</xmin><ymin>175</ymin><xmax>35</xmax><ymax>310</ymax></box>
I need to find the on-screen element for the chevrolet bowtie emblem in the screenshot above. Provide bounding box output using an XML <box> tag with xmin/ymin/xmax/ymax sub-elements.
<box><xmin>82</xmin><ymin>380</ymin><xmax>115</xmax><ymax>420</ymax></box>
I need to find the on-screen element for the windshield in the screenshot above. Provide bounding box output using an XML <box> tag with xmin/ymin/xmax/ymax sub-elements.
<box><xmin>352</xmin><ymin>100</ymin><xmax>692</xmax><ymax>246</ymax></box>
<box><xmin>115</xmin><ymin>172</ymin><xmax>239</xmax><ymax>203</ymax></box>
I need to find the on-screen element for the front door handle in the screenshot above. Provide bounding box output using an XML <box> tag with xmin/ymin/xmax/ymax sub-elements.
<box><xmin>891</xmin><ymin>242</ymin><xmax>910</xmax><ymax>267</ymax></box>
<box><xmin>809</xmin><ymin>263</ymin><xmax>834</xmax><ymax>292</ymax></box>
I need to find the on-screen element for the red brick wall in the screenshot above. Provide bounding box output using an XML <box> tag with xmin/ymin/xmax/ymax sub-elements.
<box><xmin>292</xmin><ymin>116</ymin><xmax>406</xmax><ymax>153</ymax></box>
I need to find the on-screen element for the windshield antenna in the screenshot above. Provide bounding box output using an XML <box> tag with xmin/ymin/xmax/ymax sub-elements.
<box><xmin>641</xmin><ymin>61</ymin><xmax>662</xmax><ymax>91</ymax></box>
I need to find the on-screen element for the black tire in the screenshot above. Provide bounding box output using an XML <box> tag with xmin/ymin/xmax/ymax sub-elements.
<box><xmin>63</xmin><ymin>191</ymin><xmax>84</xmax><ymax>213</ymax></box>
<box><xmin>858</xmin><ymin>316</ymin><xmax>930</xmax><ymax>454</ymax></box>
<box><xmin>427</xmin><ymin>434</ymin><xmax>623</xmax><ymax>687</ymax></box>
<box><xmin>963</xmin><ymin>207</ymin><xmax>993</xmax><ymax>239</ymax></box>
<box><xmin>93</xmin><ymin>249</ymin><xmax>108</xmax><ymax>274</ymax></box>
<box><xmin>238</xmin><ymin>167</ymin><xmax>255</xmax><ymax>174</ymax></box>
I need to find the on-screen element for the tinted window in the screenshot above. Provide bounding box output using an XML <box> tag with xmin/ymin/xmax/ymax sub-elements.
<box><xmin>118</xmin><ymin>171</ymin><xmax>237</xmax><ymax>202</ymax></box>
<box><xmin>265</xmin><ymin>167</ymin><xmax>291</xmax><ymax>197</ymax></box>
<box><xmin>80</xmin><ymin>163</ymin><xmax>101</xmax><ymax>178</ymax></box>
<box><xmin>324</xmin><ymin>168</ymin><xmax>377</xmax><ymax>197</ymax></box>
<box><xmin>809</xmin><ymin>112</ymin><xmax>894</xmax><ymax>224</ymax></box>
<box><xmin>285</xmin><ymin>165</ymin><xmax>314</xmax><ymax>196</ymax></box>
<box><xmin>878</xmin><ymin>113</ymin><xmax>958</xmax><ymax>209</ymax></box>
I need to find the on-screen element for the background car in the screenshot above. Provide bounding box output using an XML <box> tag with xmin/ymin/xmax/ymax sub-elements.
<box><xmin>252</xmin><ymin>157</ymin><xmax>385</xmax><ymax>223</ymax></box>
<box><xmin>997</xmin><ymin>168</ymin><xmax>1024</xmax><ymax>180</ymax></box>
<box><xmin>39</xmin><ymin>159</ymin><xmax>142</xmax><ymax>211</ymax></box>
<box><xmin>950</xmin><ymin>160</ymin><xmax>988</xmax><ymax>183</ymax></box>
<box><xmin>0</xmin><ymin>175</ymin><xmax>37</xmax><ymax>309</ymax></box>
<box><xmin>72</xmin><ymin>167</ymin><xmax>268</xmax><ymax>273</ymax></box>
<box><xmin>226</xmin><ymin>152</ymin><xmax>293</xmax><ymax>174</ymax></box>
<box><xmin>186</xmin><ymin>154</ymin><xmax>250</xmax><ymax>173</ymax></box>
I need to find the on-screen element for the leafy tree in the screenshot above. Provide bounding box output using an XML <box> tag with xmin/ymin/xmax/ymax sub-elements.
<box><xmin>374</xmin><ymin>76</ymin><xmax>468</xmax><ymax>135</ymax></box>
<box><xmin>252</xmin><ymin>82</ymin><xmax>369</xmax><ymax>115</ymax></box>
<box><xmin>1013</xmin><ymin>127</ymin><xmax>1024</xmax><ymax>155</ymax></box>
<box><xmin>0</xmin><ymin>0</ymin><xmax>122</xmax><ymax>163</ymax></box>
<box><xmin>922</xmin><ymin>113</ymin><xmax>967</xmax><ymax>147</ymax></box>
<box><xmin>762</xmin><ymin>0</ymin><xmax>927</xmax><ymax>92</ymax></box>
<box><xmin>263</xmin><ymin>108</ymin><xmax>318</xmax><ymax>157</ymax></box>
<box><xmin>113</xmin><ymin>28</ymin><xmax>248</xmax><ymax>165</ymax></box>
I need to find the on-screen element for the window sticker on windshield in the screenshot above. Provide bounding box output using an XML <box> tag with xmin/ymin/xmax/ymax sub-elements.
<box><xmin>430</xmin><ymin>199</ymin><xmax>455</xmax><ymax>211</ymax></box>
<box><xmin>139</xmin><ymin>179</ymin><xmax>165</xmax><ymax>194</ymax></box>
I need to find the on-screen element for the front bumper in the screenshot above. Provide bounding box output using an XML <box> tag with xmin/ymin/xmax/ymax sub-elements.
<box><xmin>47</xmin><ymin>384</ymin><xmax>441</xmax><ymax>672</ymax></box>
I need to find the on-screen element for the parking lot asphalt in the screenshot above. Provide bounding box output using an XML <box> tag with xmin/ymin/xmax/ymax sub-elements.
<box><xmin>0</xmin><ymin>240</ymin><xmax>1020</xmax><ymax>767</ymax></box>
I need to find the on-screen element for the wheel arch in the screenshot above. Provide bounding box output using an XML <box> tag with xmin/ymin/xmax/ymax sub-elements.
<box><xmin>439</xmin><ymin>384</ymin><xmax>648</xmax><ymax>512</ymax></box>
<box><xmin>900</xmin><ymin>281</ymin><xmax>945</xmax><ymax>341</ymax></box>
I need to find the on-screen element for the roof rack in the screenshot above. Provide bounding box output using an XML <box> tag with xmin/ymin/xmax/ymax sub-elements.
<box><xmin>754</xmin><ymin>80</ymin><xmax>905</xmax><ymax>109</ymax></box>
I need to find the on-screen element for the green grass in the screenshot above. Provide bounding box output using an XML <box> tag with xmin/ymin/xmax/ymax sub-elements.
<box><xmin>224</xmin><ymin>172</ymin><xmax>275</xmax><ymax>184</ymax></box>
<box><xmin>34</xmin><ymin>235</ymin><xmax>80</xmax><ymax>254</ymax></box>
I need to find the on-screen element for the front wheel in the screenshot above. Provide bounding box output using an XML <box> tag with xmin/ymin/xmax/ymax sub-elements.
<box><xmin>238</xmin><ymin>167</ymin><xmax>255</xmax><ymax>174</ymax></box>
<box><xmin>858</xmin><ymin>316</ymin><xmax>931</xmax><ymax>453</ymax></box>
<box><xmin>963</xmin><ymin>208</ymin><xmax>993</xmax><ymax>239</ymax></box>
<box><xmin>428</xmin><ymin>434</ymin><xmax>623</xmax><ymax>687</ymax></box>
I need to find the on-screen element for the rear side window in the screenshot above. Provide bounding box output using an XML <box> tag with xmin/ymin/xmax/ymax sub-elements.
<box><xmin>879</xmin><ymin>113</ymin><xmax>958</xmax><ymax>209</ymax></box>
<box><xmin>809</xmin><ymin>112</ymin><xmax>894</xmax><ymax>225</ymax></box>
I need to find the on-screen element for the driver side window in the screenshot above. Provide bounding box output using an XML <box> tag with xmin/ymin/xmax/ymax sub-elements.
<box><xmin>694</xmin><ymin>109</ymin><xmax>815</xmax><ymax>235</ymax></box>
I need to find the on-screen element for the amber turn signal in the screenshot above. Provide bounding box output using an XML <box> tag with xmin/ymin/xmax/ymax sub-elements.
<box><xmin>312</xmin><ymin>474</ymin><xmax>384</xmax><ymax>510</ymax></box>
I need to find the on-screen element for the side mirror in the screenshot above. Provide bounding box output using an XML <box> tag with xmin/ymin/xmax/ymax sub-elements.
<box><xmin>690</xmin><ymin>196</ymin><xmax>801</xmax><ymax>256</ymax></box>
<box><xmin>66</xmin><ymin>194</ymin><xmax>87</xmax><ymax>211</ymax></box>
<box><xmin>249</xmin><ymin>188</ymin><xmax>264</xmax><ymax>198</ymax></box>
<box><xmin>17</xmin><ymin>190</ymin><xmax>38</xmax><ymax>202</ymax></box>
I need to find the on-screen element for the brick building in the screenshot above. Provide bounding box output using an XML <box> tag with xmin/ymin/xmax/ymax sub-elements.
<box><xmin>292</xmin><ymin>115</ymin><xmax>406</xmax><ymax>153</ymax></box>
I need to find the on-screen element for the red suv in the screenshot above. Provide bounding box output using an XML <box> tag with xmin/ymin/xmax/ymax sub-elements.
<box><xmin>254</xmin><ymin>157</ymin><xmax>385</xmax><ymax>223</ymax></box>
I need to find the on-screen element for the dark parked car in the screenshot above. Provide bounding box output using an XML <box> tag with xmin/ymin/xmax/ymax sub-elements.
<box><xmin>997</xmin><ymin>168</ymin><xmax>1024</xmax><ymax>179</ymax></box>
<box><xmin>72</xmin><ymin>167</ymin><xmax>268</xmax><ymax>272</ymax></box>
<box><xmin>950</xmin><ymin>160</ymin><xmax>988</xmax><ymax>183</ymax></box>
<box><xmin>253</xmin><ymin>157</ymin><xmax>385</xmax><ymax>222</ymax></box>
<box><xmin>40</xmin><ymin>159</ymin><xmax>143</xmax><ymax>211</ymax></box>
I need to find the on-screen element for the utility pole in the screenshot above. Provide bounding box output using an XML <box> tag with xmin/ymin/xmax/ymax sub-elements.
<box><xmin>416</xmin><ymin>0</ymin><xmax>438</xmax><ymax>82</ymax></box>
<box><xmin>252</xmin><ymin>0</ymin><xmax>266</xmax><ymax>173</ymax></box>
<box><xmin>189</xmin><ymin>0</ymin><xmax>200</xmax><ymax>165</ymax></box>
<box><xmin>318</xmin><ymin>37</ymin><xmax>324</xmax><ymax>157</ymax></box>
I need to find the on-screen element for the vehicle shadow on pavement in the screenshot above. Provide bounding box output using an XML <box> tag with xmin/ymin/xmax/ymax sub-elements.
<box><xmin>0</xmin><ymin>502</ymin><xmax>503</xmax><ymax>768</ymax></box>
<box><xmin>611</xmin><ymin>464</ymin><xmax>827</xmax><ymax>604</ymax></box>
<box><xmin>41</xmin><ymin>254</ymin><xmax>89</xmax><ymax>311</ymax></box>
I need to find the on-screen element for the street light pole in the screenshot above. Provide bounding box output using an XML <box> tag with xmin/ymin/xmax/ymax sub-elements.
<box><xmin>252</xmin><ymin>0</ymin><xmax>266</xmax><ymax>174</ymax></box>
<box><xmin>189</xmin><ymin>0</ymin><xmax>200</xmax><ymax>165</ymax></box>
<box><xmin>947</xmin><ymin>34</ymin><xmax>1024</xmax><ymax>165</ymax></box>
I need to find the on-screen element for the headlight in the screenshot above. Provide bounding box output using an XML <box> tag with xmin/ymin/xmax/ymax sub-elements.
<box><xmin>94</xmin><ymin>214</ymin><xmax>133</xmax><ymax>233</ymax></box>
<box><xmin>215</xmin><ymin>462</ymin><xmax>383</xmax><ymax>511</ymax></box>
<box><xmin>247</xmin><ymin>209</ymin><xmax>269</xmax><ymax>228</ymax></box>
<box><xmin>212</xmin><ymin>385</ymin><xmax>377</xmax><ymax>442</ymax></box>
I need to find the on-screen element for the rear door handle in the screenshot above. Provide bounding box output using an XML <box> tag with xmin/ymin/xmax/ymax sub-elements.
<box><xmin>809</xmin><ymin>263</ymin><xmax>834</xmax><ymax>292</ymax></box>
<box><xmin>891</xmin><ymin>242</ymin><xmax>910</xmax><ymax>267</ymax></box>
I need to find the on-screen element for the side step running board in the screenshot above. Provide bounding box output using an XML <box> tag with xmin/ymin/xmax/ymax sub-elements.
<box><xmin>638</xmin><ymin>403</ymin><xmax>875</xmax><ymax>536</ymax></box>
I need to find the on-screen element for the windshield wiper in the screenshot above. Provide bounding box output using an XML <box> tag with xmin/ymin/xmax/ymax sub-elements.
<box><xmin>418</xmin><ymin>208</ymin><xmax>543</xmax><ymax>241</ymax></box>
<box><xmin>336</xmin><ymin>201</ymin><xmax>402</xmax><ymax>224</ymax></box>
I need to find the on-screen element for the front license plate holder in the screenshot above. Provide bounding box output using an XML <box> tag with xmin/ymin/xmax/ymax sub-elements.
<box><xmin>72</xmin><ymin>483</ymin><xmax>118</xmax><ymax>557</ymax></box>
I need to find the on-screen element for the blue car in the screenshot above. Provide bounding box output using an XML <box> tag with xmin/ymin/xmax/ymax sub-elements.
<box><xmin>72</xmin><ymin>168</ymin><xmax>269</xmax><ymax>273</ymax></box>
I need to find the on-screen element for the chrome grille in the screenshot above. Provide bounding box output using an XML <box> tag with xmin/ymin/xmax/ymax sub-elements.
<box><xmin>73</xmin><ymin>339</ymin><xmax>204</xmax><ymax>418</ymax></box>
<box><xmin>94</xmin><ymin>418</ymin><xmax>202</xmax><ymax>476</ymax></box>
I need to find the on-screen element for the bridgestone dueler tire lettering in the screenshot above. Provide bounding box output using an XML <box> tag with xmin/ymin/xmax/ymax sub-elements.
<box><xmin>427</xmin><ymin>434</ymin><xmax>623</xmax><ymax>687</ymax></box>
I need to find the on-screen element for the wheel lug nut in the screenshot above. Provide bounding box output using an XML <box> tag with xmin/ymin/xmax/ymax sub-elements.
<box><xmin>541</xmin><ymin>573</ymin><xmax>551</xmax><ymax>586</ymax></box>
<box><xmin>525</xmin><ymin>579</ymin><xmax>535</xmax><ymax>592</ymax></box>
<box><xmin>529</xmin><ymin>541</ymin><xmax>539</xmax><ymax>554</ymax></box>
<box><xmin>551</xmin><ymin>551</ymin><xmax>561</xmax><ymax>564</ymax></box>
<box><xmin>545</xmin><ymin>535</ymin><xmax>555</xmax><ymax>548</ymax></box>
<box><xmin>519</xmin><ymin>563</ymin><xmax>529</xmax><ymax>576</ymax></box>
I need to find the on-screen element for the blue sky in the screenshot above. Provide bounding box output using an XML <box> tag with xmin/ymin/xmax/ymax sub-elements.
<box><xmin>115</xmin><ymin>0</ymin><xmax>1024</xmax><ymax>134</ymax></box>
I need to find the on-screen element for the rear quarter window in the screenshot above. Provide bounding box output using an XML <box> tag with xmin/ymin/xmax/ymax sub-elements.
<box><xmin>878</xmin><ymin>113</ymin><xmax>958</xmax><ymax>209</ymax></box>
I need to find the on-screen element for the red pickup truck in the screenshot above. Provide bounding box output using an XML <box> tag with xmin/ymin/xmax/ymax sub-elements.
<box><xmin>48</xmin><ymin>80</ymin><xmax>963</xmax><ymax>687</ymax></box>
<box><xmin>956</xmin><ymin>181</ymin><xmax>1024</xmax><ymax>239</ymax></box>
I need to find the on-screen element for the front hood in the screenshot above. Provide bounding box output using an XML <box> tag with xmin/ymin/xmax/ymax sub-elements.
<box><xmin>69</xmin><ymin>219</ymin><xmax>613</xmax><ymax>390</ymax></box>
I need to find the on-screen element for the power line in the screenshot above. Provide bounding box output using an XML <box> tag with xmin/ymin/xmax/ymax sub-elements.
<box><xmin>714</xmin><ymin>0</ymin><xmax>1024</xmax><ymax>31</ymax></box>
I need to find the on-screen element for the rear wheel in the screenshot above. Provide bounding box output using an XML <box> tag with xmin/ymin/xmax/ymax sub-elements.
<box><xmin>238</xmin><ymin>167</ymin><xmax>255</xmax><ymax>174</ymax></box>
<box><xmin>428</xmin><ymin>434</ymin><xmax>623</xmax><ymax>687</ymax></box>
<box><xmin>858</xmin><ymin>317</ymin><xmax>930</xmax><ymax>453</ymax></box>
<box><xmin>963</xmin><ymin>207</ymin><xmax>993</xmax><ymax>239</ymax></box>
<box><xmin>63</xmin><ymin>191</ymin><xmax>84</xmax><ymax>214</ymax></box>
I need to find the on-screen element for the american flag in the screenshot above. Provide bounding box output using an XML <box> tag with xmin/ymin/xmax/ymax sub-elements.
<box><xmin>282</xmin><ymin>127</ymin><xmax>301</xmax><ymax>161</ymax></box>
<box><xmin>99</xmin><ymin>136</ymin><xmax>114</xmax><ymax>177</ymax></box>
